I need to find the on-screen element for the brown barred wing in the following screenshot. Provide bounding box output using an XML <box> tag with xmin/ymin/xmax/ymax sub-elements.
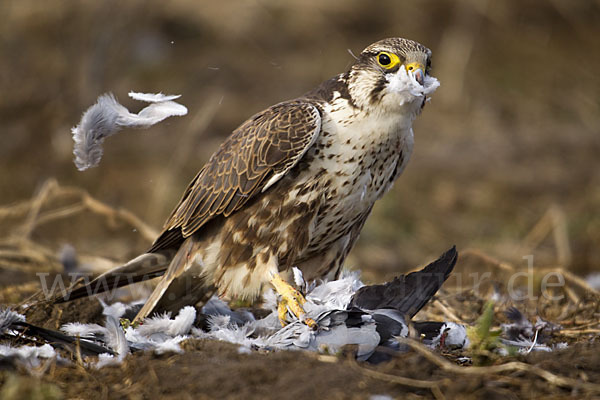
<box><xmin>149</xmin><ymin>100</ymin><xmax>321</xmax><ymax>253</ymax></box>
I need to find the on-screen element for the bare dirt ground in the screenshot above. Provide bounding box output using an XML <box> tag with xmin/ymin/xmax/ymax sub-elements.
<box><xmin>1</xmin><ymin>0</ymin><xmax>599</xmax><ymax>399</ymax></box>
<box><xmin>6</xmin><ymin>334</ymin><xmax>600</xmax><ymax>400</ymax></box>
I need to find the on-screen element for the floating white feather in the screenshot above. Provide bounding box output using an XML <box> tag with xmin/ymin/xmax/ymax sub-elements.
<box><xmin>71</xmin><ymin>91</ymin><xmax>188</xmax><ymax>171</ymax></box>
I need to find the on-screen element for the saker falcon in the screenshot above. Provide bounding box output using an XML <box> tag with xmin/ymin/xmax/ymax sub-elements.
<box><xmin>60</xmin><ymin>37</ymin><xmax>440</xmax><ymax>328</ymax></box>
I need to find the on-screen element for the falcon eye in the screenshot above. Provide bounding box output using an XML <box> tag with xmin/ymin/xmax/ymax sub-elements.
<box><xmin>378</xmin><ymin>53</ymin><xmax>391</xmax><ymax>66</ymax></box>
<box><xmin>376</xmin><ymin>51</ymin><xmax>400</xmax><ymax>70</ymax></box>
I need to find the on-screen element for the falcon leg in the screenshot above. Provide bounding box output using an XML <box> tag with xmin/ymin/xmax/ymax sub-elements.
<box><xmin>277</xmin><ymin>300</ymin><xmax>288</xmax><ymax>327</ymax></box>
<box><xmin>270</xmin><ymin>273</ymin><xmax>316</xmax><ymax>329</ymax></box>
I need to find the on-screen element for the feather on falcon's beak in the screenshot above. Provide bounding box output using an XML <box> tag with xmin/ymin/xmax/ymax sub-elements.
<box><xmin>405</xmin><ymin>62</ymin><xmax>425</xmax><ymax>85</ymax></box>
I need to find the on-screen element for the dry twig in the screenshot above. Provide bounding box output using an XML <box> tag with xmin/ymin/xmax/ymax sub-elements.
<box><xmin>519</xmin><ymin>205</ymin><xmax>572</xmax><ymax>267</ymax></box>
<box><xmin>1</xmin><ymin>178</ymin><xmax>158</xmax><ymax>243</ymax></box>
<box><xmin>350</xmin><ymin>357</ymin><xmax>449</xmax><ymax>400</ymax></box>
<box><xmin>460</xmin><ymin>248</ymin><xmax>516</xmax><ymax>272</ymax></box>
<box><xmin>395</xmin><ymin>337</ymin><xmax>600</xmax><ymax>394</ymax></box>
<box><xmin>432</xmin><ymin>299</ymin><xmax>463</xmax><ymax>323</ymax></box>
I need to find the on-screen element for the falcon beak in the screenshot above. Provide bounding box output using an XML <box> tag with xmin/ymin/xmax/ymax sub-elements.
<box><xmin>405</xmin><ymin>62</ymin><xmax>425</xmax><ymax>85</ymax></box>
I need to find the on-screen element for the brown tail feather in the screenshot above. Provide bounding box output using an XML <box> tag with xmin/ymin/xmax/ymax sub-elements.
<box><xmin>133</xmin><ymin>238</ymin><xmax>210</xmax><ymax>323</ymax></box>
<box><xmin>53</xmin><ymin>252</ymin><xmax>173</xmax><ymax>303</ymax></box>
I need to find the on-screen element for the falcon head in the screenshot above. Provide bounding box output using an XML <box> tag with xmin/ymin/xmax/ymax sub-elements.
<box><xmin>347</xmin><ymin>37</ymin><xmax>439</xmax><ymax>113</ymax></box>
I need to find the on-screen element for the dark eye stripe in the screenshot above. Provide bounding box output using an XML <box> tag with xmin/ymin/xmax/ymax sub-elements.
<box><xmin>369</xmin><ymin>75</ymin><xmax>388</xmax><ymax>103</ymax></box>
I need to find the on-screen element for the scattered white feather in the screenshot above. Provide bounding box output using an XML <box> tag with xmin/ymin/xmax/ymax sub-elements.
<box><xmin>0</xmin><ymin>309</ymin><xmax>25</xmax><ymax>333</ymax></box>
<box><xmin>136</xmin><ymin>313</ymin><xmax>177</xmax><ymax>337</ymax></box>
<box><xmin>153</xmin><ymin>336</ymin><xmax>187</xmax><ymax>354</ymax></box>
<box><xmin>501</xmin><ymin>338</ymin><xmax>553</xmax><ymax>353</ymax></box>
<box><xmin>71</xmin><ymin>91</ymin><xmax>187</xmax><ymax>171</ymax></box>
<box><xmin>11</xmin><ymin>268</ymin><xmax>570</xmax><ymax>369</ymax></box>
<box><xmin>92</xmin><ymin>353</ymin><xmax>122</xmax><ymax>369</ymax></box>
<box><xmin>292</xmin><ymin>267</ymin><xmax>305</xmax><ymax>290</ymax></box>
<box><xmin>128</xmin><ymin>92</ymin><xmax>181</xmax><ymax>103</ymax></box>
<box><xmin>0</xmin><ymin>343</ymin><xmax>56</xmax><ymax>359</ymax></box>
<box><xmin>104</xmin><ymin>315</ymin><xmax>129</xmax><ymax>356</ymax></box>
<box><xmin>62</xmin><ymin>317</ymin><xmax>128</xmax><ymax>358</ymax></box>
<box><xmin>206</xmin><ymin>314</ymin><xmax>233</xmax><ymax>331</ymax></box>
<box><xmin>61</xmin><ymin>322</ymin><xmax>106</xmax><ymax>338</ymax></box>
<box><xmin>122</xmin><ymin>328</ymin><xmax>150</xmax><ymax>350</ymax></box>
<box><xmin>195</xmin><ymin>297</ymin><xmax>380</xmax><ymax>361</ymax></box>
<box><xmin>100</xmin><ymin>300</ymin><xmax>130</xmax><ymax>319</ymax></box>
<box><xmin>168</xmin><ymin>306</ymin><xmax>197</xmax><ymax>336</ymax></box>
<box><xmin>137</xmin><ymin>306</ymin><xmax>195</xmax><ymax>337</ymax></box>
<box><xmin>0</xmin><ymin>344</ymin><xmax>56</xmax><ymax>368</ymax></box>
<box><xmin>120</xmin><ymin>307</ymin><xmax>196</xmax><ymax>355</ymax></box>
<box><xmin>205</xmin><ymin>320</ymin><xmax>257</xmax><ymax>348</ymax></box>
<box><xmin>500</xmin><ymin>335</ymin><xmax>568</xmax><ymax>353</ymax></box>
<box><xmin>261</xmin><ymin>289</ymin><xmax>278</xmax><ymax>312</ymax></box>
<box><xmin>306</xmin><ymin>270</ymin><xmax>363</xmax><ymax>310</ymax></box>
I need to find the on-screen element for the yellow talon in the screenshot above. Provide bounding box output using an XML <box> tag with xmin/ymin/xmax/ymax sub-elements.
<box><xmin>270</xmin><ymin>273</ymin><xmax>317</xmax><ymax>329</ymax></box>
<box><xmin>277</xmin><ymin>300</ymin><xmax>288</xmax><ymax>327</ymax></box>
<box><xmin>119</xmin><ymin>318</ymin><xmax>140</xmax><ymax>329</ymax></box>
<box><xmin>304</xmin><ymin>317</ymin><xmax>317</xmax><ymax>329</ymax></box>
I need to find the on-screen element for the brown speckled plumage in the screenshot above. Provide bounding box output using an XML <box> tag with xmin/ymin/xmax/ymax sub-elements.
<box><xmin>61</xmin><ymin>38</ymin><xmax>438</xmax><ymax>321</ymax></box>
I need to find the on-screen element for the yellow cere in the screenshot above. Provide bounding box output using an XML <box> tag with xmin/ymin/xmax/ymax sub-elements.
<box><xmin>405</xmin><ymin>62</ymin><xmax>425</xmax><ymax>73</ymax></box>
<box><xmin>376</xmin><ymin>51</ymin><xmax>401</xmax><ymax>69</ymax></box>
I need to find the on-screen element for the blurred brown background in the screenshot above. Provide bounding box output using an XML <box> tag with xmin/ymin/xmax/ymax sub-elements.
<box><xmin>1</xmin><ymin>0</ymin><xmax>599</xmax><ymax>282</ymax></box>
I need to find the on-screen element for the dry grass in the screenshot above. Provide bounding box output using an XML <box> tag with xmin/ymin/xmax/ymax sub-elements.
<box><xmin>0</xmin><ymin>180</ymin><xmax>599</xmax><ymax>398</ymax></box>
